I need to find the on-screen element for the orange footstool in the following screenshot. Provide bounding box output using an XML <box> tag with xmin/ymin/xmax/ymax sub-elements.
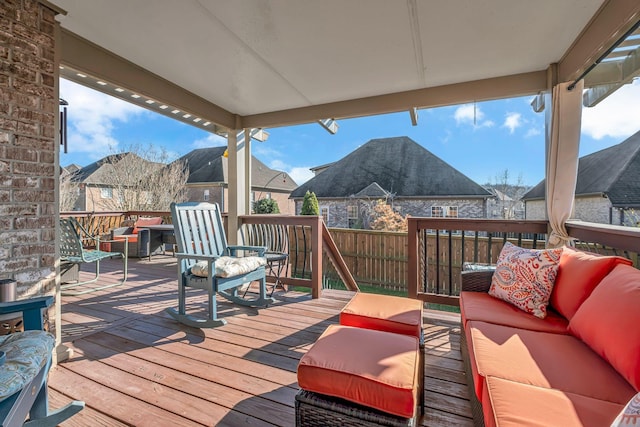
<box><xmin>340</xmin><ymin>293</ymin><xmax>425</xmax><ymax>415</ymax></box>
<box><xmin>296</xmin><ymin>324</ymin><xmax>420</xmax><ymax>426</ymax></box>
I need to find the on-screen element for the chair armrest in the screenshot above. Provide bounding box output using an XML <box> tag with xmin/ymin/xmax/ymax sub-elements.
<box><xmin>226</xmin><ymin>245</ymin><xmax>267</xmax><ymax>257</ymax></box>
<box><xmin>461</xmin><ymin>271</ymin><xmax>494</xmax><ymax>293</ymax></box>
<box><xmin>0</xmin><ymin>296</ymin><xmax>53</xmax><ymax>331</ymax></box>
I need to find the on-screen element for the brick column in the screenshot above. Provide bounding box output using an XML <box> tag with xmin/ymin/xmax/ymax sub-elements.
<box><xmin>1</xmin><ymin>0</ymin><xmax>61</xmax><ymax>340</ymax></box>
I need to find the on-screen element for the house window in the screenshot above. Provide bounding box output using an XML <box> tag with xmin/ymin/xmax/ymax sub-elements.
<box><xmin>100</xmin><ymin>187</ymin><xmax>112</xmax><ymax>199</ymax></box>
<box><xmin>445</xmin><ymin>206</ymin><xmax>458</xmax><ymax>218</ymax></box>
<box><xmin>320</xmin><ymin>206</ymin><xmax>329</xmax><ymax>224</ymax></box>
<box><xmin>203</xmin><ymin>189</ymin><xmax>210</xmax><ymax>201</ymax></box>
<box><xmin>347</xmin><ymin>205</ymin><xmax>358</xmax><ymax>219</ymax></box>
<box><xmin>431</xmin><ymin>206</ymin><xmax>443</xmax><ymax>217</ymax></box>
<box><xmin>265</xmin><ymin>192</ymin><xmax>271</xmax><ymax>199</ymax></box>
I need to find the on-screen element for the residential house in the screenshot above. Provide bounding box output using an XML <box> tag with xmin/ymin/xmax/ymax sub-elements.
<box><xmin>64</xmin><ymin>153</ymin><xmax>162</xmax><ymax>211</ymax></box>
<box><xmin>178</xmin><ymin>147</ymin><xmax>298</xmax><ymax>214</ymax></box>
<box><xmin>290</xmin><ymin>136</ymin><xmax>492</xmax><ymax>228</ymax></box>
<box><xmin>523</xmin><ymin>130</ymin><xmax>640</xmax><ymax>226</ymax></box>
<box><xmin>485</xmin><ymin>186</ymin><xmax>527</xmax><ymax>220</ymax></box>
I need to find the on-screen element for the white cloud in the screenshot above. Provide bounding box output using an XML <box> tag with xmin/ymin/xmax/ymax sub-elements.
<box><xmin>192</xmin><ymin>133</ymin><xmax>227</xmax><ymax>148</ymax></box>
<box><xmin>582</xmin><ymin>80</ymin><xmax>640</xmax><ymax>140</ymax></box>
<box><xmin>503</xmin><ymin>112</ymin><xmax>522</xmax><ymax>134</ymax></box>
<box><xmin>288</xmin><ymin>167</ymin><xmax>314</xmax><ymax>185</ymax></box>
<box><xmin>454</xmin><ymin>104</ymin><xmax>494</xmax><ymax>128</ymax></box>
<box><xmin>525</xmin><ymin>127</ymin><xmax>542</xmax><ymax>138</ymax></box>
<box><xmin>60</xmin><ymin>79</ymin><xmax>148</xmax><ymax>159</ymax></box>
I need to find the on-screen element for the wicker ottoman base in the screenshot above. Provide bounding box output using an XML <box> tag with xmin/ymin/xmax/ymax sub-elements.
<box><xmin>295</xmin><ymin>389</ymin><xmax>416</xmax><ymax>427</ymax></box>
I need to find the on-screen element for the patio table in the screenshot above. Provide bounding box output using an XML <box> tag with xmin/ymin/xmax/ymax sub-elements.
<box><xmin>142</xmin><ymin>224</ymin><xmax>176</xmax><ymax>261</ymax></box>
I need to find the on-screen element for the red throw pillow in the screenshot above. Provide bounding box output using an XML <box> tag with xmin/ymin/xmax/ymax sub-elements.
<box><xmin>569</xmin><ymin>264</ymin><xmax>640</xmax><ymax>390</ymax></box>
<box><xmin>551</xmin><ymin>247</ymin><xmax>632</xmax><ymax>320</ymax></box>
<box><xmin>132</xmin><ymin>217</ymin><xmax>163</xmax><ymax>234</ymax></box>
<box><xmin>489</xmin><ymin>242</ymin><xmax>562</xmax><ymax>319</ymax></box>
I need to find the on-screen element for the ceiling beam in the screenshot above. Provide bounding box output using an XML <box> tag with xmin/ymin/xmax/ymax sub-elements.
<box><xmin>558</xmin><ymin>0</ymin><xmax>640</xmax><ymax>82</ymax></box>
<box><xmin>60</xmin><ymin>28</ymin><xmax>237</xmax><ymax>131</ymax></box>
<box><xmin>242</xmin><ymin>70</ymin><xmax>547</xmax><ymax>129</ymax></box>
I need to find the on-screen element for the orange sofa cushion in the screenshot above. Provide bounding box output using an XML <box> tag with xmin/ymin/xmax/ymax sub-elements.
<box><xmin>297</xmin><ymin>324</ymin><xmax>419</xmax><ymax>418</ymax></box>
<box><xmin>340</xmin><ymin>292</ymin><xmax>423</xmax><ymax>338</ymax></box>
<box><xmin>482</xmin><ymin>376</ymin><xmax>624</xmax><ymax>427</ymax></box>
<box><xmin>132</xmin><ymin>216</ymin><xmax>163</xmax><ymax>234</ymax></box>
<box><xmin>466</xmin><ymin>320</ymin><xmax>635</xmax><ymax>404</ymax></box>
<box><xmin>551</xmin><ymin>247</ymin><xmax>632</xmax><ymax>320</ymax></box>
<box><xmin>460</xmin><ymin>291</ymin><xmax>568</xmax><ymax>334</ymax></box>
<box><xmin>569</xmin><ymin>264</ymin><xmax>640</xmax><ymax>390</ymax></box>
<box><xmin>113</xmin><ymin>234</ymin><xmax>138</xmax><ymax>243</ymax></box>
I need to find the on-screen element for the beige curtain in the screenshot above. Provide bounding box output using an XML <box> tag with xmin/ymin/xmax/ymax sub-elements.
<box><xmin>546</xmin><ymin>80</ymin><xmax>583</xmax><ymax>248</ymax></box>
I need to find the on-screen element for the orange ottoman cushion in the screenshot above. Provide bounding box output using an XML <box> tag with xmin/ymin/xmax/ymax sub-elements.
<box><xmin>297</xmin><ymin>324</ymin><xmax>419</xmax><ymax>418</ymax></box>
<box><xmin>113</xmin><ymin>234</ymin><xmax>138</xmax><ymax>243</ymax></box>
<box><xmin>340</xmin><ymin>293</ymin><xmax>423</xmax><ymax>338</ymax></box>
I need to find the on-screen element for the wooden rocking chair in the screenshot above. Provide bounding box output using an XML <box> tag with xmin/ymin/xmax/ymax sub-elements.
<box><xmin>59</xmin><ymin>218</ymin><xmax>128</xmax><ymax>296</ymax></box>
<box><xmin>166</xmin><ymin>202</ymin><xmax>274</xmax><ymax>328</ymax></box>
<box><xmin>0</xmin><ymin>296</ymin><xmax>84</xmax><ymax>426</ymax></box>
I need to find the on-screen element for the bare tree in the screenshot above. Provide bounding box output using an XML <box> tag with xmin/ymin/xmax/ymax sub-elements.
<box><xmin>99</xmin><ymin>144</ymin><xmax>189</xmax><ymax>211</ymax></box>
<box><xmin>485</xmin><ymin>169</ymin><xmax>529</xmax><ymax>219</ymax></box>
<box><xmin>369</xmin><ymin>200</ymin><xmax>408</xmax><ymax>232</ymax></box>
<box><xmin>59</xmin><ymin>170</ymin><xmax>80</xmax><ymax>211</ymax></box>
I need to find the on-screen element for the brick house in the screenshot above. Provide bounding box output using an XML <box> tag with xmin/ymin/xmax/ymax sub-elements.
<box><xmin>290</xmin><ymin>136</ymin><xmax>492</xmax><ymax>228</ymax></box>
<box><xmin>523</xmin><ymin>130</ymin><xmax>640</xmax><ymax>226</ymax></box>
<box><xmin>177</xmin><ymin>147</ymin><xmax>298</xmax><ymax>215</ymax></box>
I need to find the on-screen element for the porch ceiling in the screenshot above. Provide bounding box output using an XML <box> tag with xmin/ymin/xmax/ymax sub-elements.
<box><xmin>51</xmin><ymin>0</ymin><xmax>640</xmax><ymax>130</ymax></box>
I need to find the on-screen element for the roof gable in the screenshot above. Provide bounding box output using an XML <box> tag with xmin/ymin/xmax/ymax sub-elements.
<box><xmin>290</xmin><ymin>136</ymin><xmax>491</xmax><ymax>199</ymax></box>
<box><xmin>523</xmin><ymin>130</ymin><xmax>640</xmax><ymax>206</ymax></box>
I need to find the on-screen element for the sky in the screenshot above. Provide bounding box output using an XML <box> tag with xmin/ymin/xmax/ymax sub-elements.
<box><xmin>60</xmin><ymin>78</ymin><xmax>640</xmax><ymax>187</ymax></box>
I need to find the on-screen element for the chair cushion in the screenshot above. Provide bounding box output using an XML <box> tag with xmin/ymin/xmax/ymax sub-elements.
<box><xmin>483</xmin><ymin>376</ymin><xmax>625</xmax><ymax>427</ymax></box>
<box><xmin>489</xmin><ymin>242</ymin><xmax>562</xmax><ymax>319</ymax></box>
<box><xmin>0</xmin><ymin>330</ymin><xmax>55</xmax><ymax>402</ymax></box>
<box><xmin>466</xmin><ymin>320</ymin><xmax>635</xmax><ymax>404</ymax></box>
<box><xmin>113</xmin><ymin>234</ymin><xmax>137</xmax><ymax>243</ymax></box>
<box><xmin>569</xmin><ymin>264</ymin><xmax>640</xmax><ymax>390</ymax></box>
<box><xmin>297</xmin><ymin>324</ymin><xmax>419</xmax><ymax>418</ymax></box>
<box><xmin>551</xmin><ymin>247</ymin><xmax>632</xmax><ymax>320</ymax></box>
<box><xmin>611</xmin><ymin>392</ymin><xmax>640</xmax><ymax>427</ymax></box>
<box><xmin>132</xmin><ymin>216</ymin><xmax>162</xmax><ymax>234</ymax></box>
<box><xmin>340</xmin><ymin>292</ymin><xmax>423</xmax><ymax>338</ymax></box>
<box><xmin>460</xmin><ymin>291</ymin><xmax>569</xmax><ymax>334</ymax></box>
<box><xmin>191</xmin><ymin>256</ymin><xmax>266</xmax><ymax>278</ymax></box>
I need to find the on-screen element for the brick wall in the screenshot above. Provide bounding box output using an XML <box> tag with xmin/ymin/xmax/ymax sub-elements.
<box><xmin>295</xmin><ymin>197</ymin><xmax>488</xmax><ymax>228</ymax></box>
<box><xmin>0</xmin><ymin>0</ymin><xmax>58</xmax><ymax>297</ymax></box>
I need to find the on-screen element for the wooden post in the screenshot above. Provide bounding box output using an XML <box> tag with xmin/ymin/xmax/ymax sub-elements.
<box><xmin>311</xmin><ymin>216</ymin><xmax>322</xmax><ymax>299</ymax></box>
<box><xmin>407</xmin><ymin>217</ymin><xmax>419</xmax><ymax>299</ymax></box>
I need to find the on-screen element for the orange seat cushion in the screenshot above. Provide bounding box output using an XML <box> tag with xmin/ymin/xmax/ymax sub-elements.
<box><xmin>113</xmin><ymin>234</ymin><xmax>138</xmax><ymax>243</ymax></box>
<box><xmin>569</xmin><ymin>264</ymin><xmax>640</xmax><ymax>390</ymax></box>
<box><xmin>483</xmin><ymin>376</ymin><xmax>624</xmax><ymax>427</ymax></box>
<box><xmin>132</xmin><ymin>216</ymin><xmax>163</xmax><ymax>234</ymax></box>
<box><xmin>340</xmin><ymin>293</ymin><xmax>423</xmax><ymax>338</ymax></box>
<box><xmin>466</xmin><ymin>320</ymin><xmax>635</xmax><ymax>404</ymax></box>
<box><xmin>297</xmin><ymin>324</ymin><xmax>419</xmax><ymax>418</ymax></box>
<box><xmin>551</xmin><ymin>247</ymin><xmax>632</xmax><ymax>320</ymax></box>
<box><xmin>460</xmin><ymin>291</ymin><xmax>568</xmax><ymax>334</ymax></box>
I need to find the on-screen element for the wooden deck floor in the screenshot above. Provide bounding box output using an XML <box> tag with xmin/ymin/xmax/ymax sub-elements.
<box><xmin>50</xmin><ymin>255</ymin><xmax>473</xmax><ymax>426</ymax></box>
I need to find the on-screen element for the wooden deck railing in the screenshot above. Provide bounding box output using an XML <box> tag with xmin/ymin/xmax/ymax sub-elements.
<box><xmin>408</xmin><ymin>218</ymin><xmax>640</xmax><ymax>307</ymax></box>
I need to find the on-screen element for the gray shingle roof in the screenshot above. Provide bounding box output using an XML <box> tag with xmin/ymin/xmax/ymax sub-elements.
<box><xmin>177</xmin><ymin>147</ymin><xmax>298</xmax><ymax>191</ymax></box>
<box><xmin>523</xmin><ymin>130</ymin><xmax>640</xmax><ymax>207</ymax></box>
<box><xmin>290</xmin><ymin>136</ymin><xmax>491</xmax><ymax>199</ymax></box>
<box><xmin>69</xmin><ymin>153</ymin><xmax>154</xmax><ymax>185</ymax></box>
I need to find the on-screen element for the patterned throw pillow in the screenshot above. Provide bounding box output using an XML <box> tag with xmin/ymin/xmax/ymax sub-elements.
<box><xmin>489</xmin><ymin>242</ymin><xmax>563</xmax><ymax>319</ymax></box>
<box><xmin>611</xmin><ymin>393</ymin><xmax>640</xmax><ymax>427</ymax></box>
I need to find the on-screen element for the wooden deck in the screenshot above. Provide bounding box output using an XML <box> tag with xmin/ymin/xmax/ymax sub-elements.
<box><xmin>50</xmin><ymin>255</ymin><xmax>473</xmax><ymax>426</ymax></box>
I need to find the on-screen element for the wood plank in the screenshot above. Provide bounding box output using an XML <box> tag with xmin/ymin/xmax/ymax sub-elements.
<box><xmin>51</xmin><ymin>256</ymin><xmax>472</xmax><ymax>427</ymax></box>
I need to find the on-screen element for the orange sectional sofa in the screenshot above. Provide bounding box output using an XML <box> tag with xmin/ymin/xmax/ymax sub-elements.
<box><xmin>459</xmin><ymin>247</ymin><xmax>640</xmax><ymax>427</ymax></box>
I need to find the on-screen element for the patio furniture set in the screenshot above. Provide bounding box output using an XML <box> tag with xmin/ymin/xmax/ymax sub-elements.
<box><xmin>459</xmin><ymin>244</ymin><xmax>640</xmax><ymax>426</ymax></box>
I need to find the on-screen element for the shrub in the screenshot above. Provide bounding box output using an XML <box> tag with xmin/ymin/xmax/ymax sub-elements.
<box><xmin>300</xmin><ymin>191</ymin><xmax>319</xmax><ymax>215</ymax></box>
<box><xmin>253</xmin><ymin>198</ymin><xmax>280</xmax><ymax>214</ymax></box>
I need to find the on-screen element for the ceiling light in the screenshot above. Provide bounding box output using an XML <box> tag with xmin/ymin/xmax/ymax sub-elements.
<box><xmin>182</xmin><ymin>113</ymin><xmax>191</xmax><ymax>119</ymax></box>
<box><xmin>115</xmin><ymin>88</ymin><xmax>125</xmax><ymax>92</ymax></box>
<box><xmin>96</xmin><ymin>81</ymin><xmax>107</xmax><ymax>86</ymax></box>
<box><xmin>131</xmin><ymin>94</ymin><xmax>140</xmax><ymax>99</ymax></box>
<box><xmin>171</xmin><ymin>109</ymin><xmax>180</xmax><ymax>114</ymax></box>
<box><xmin>159</xmin><ymin>105</ymin><xmax>168</xmax><ymax>109</ymax></box>
<box><xmin>76</xmin><ymin>73</ymin><xmax>87</xmax><ymax>78</ymax></box>
<box><xmin>145</xmin><ymin>100</ymin><xmax>155</xmax><ymax>104</ymax></box>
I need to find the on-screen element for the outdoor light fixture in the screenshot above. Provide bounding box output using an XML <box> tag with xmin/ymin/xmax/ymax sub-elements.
<box><xmin>59</xmin><ymin>99</ymin><xmax>68</xmax><ymax>153</ymax></box>
<box><xmin>318</xmin><ymin>118</ymin><xmax>338</xmax><ymax>134</ymax></box>
<box><xmin>409</xmin><ymin>108</ymin><xmax>418</xmax><ymax>126</ymax></box>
